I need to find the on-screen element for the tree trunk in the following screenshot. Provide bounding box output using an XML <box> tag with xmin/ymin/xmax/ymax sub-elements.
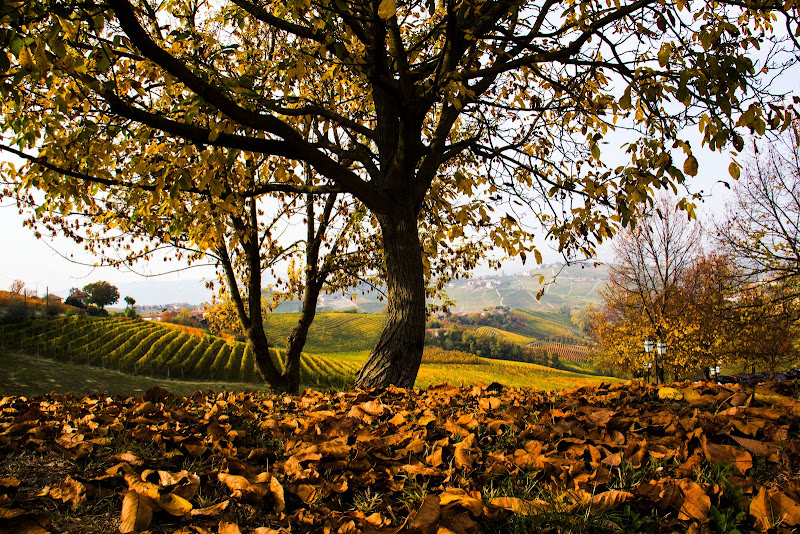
<box><xmin>354</xmin><ymin>211</ymin><xmax>426</xmax><ymax>389</ymax></box>
<box><xmin>284</xmin><ymin>278</ymin><xmax>324</xmax><ymax>394</ymax></box>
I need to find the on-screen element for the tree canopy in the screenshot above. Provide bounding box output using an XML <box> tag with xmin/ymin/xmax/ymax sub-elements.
<box><xmin>83</xmin><ymin>280</ymin><xmax>120</xmax><ymax>308</ymax></box>
<box><xmin>1</xmin><ymin>0</ymin><xmax>798</xmax><ymax>388</ymax></box>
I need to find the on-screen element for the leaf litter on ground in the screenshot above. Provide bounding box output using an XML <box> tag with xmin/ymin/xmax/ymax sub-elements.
<box><xmin>0</xmin><ymin>380</ymin><xmax>799</xmax><ymax>533</ymax></box>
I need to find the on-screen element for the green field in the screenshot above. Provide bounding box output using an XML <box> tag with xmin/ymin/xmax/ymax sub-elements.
<box><xmin>507</xmin><ymin>309</ymin><xmax>586</xmax><ymax>343</ymax></box>
<box><xmin>0</xmin><ymin>316</ymin><xmax>358</xmax><ymax>388</ymax></box>
<box><xmin>264</xmin><ymin>312</ymin><xmax>385</xmax><ymax>353</ymax></box>
<box><xmin>0</xmin><ymin>313</ymin><xmax>615</xmax><ymax>396</ymax></box>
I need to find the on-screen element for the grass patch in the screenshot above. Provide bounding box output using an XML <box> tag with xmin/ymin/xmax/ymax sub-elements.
<box><xmin>0</xmin><ymin>350</ymin><xmax>275</xmax><ymax>397</ymax></box>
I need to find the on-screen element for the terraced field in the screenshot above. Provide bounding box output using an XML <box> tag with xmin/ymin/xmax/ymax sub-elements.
<box><xmin>0</xmin><ymin>316</ymin><xmax>357</xmax><ymax>387</ymax></box>
<box><xmin>527</xmin><ymin>341</ymin><xmax>591</xmax><ymax>362</ymax></box>
<box><xmin>264</xmin><ymin>312</ymin><xmax>385</xmax><ymax>353</ymax></box>
<box><xmin>507</xmin><ymin>309</ymin><xmax>586</xmax><ymax>344</ymax></box>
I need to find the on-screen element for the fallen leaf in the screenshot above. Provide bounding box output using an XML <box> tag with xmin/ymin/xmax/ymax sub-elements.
<box><xmin>590</xmin><ymin>490</ymin><xmax>633</xmax><ymax>513</ymax></box>
<box><xmin>190</xmin><ymin>500</ymin><xmax>230</xmax><ymax>517</ymax></box>
<box><xmin>439</xmin><ymin>490</ymin><xmax>483</xmax><ymax>516</ymax></box>
<box><xmin>119</xmin><ymin>490</ymin><xmax>155</xmax><ymax>533</ymax></box>
<box><xmin>108</xmin><ymin>452</ymin><xmax>144</xmax><ymax>467</ymax></box>
<box><xmin>408</xmin><ymin>494</ymin><xmax>441</xmax><ymax>530</ymax></box>
<box><xmin>453</xmin><ymin>434</ymin><xmax>477</xmax><ymax>470</ymax></box>
<box><xmin>218</xmin><ymin>472</ymin><xmax>251</xmax><ymax>492</ymax></box>
<box><xmin>49</xmin><ymin>475</ymin><xmax>89</xmax><ymax>508</ymax></box>
<box><xmin>218</xmin><ymin>521</ymin><xmax>243</xmax><ymax>534</ymax></box>
<box><xmin>658</xmin><ymin>387</ymin><xmax>683</xmax><ymax>400</ymax></box>
<box><xmin>750</xmin><ymin>486</ymin><xmax>800</xmax><ymax>530</ymax></box>
<box><xmin>677</xmin><ymin>481</ymin><xmax>710</xmax><ymax>522</ymax></box>
<box><xmin>0</xmin><ymin>478</ymin><xmax>21</xmax><ymax>489</ymax></box>
<box><xmin>703</xmin><ymin>440</ymin><xmax>753</xmax><ymax>475</ymax></box>
<box><xmin>160</xmin><ymin>492</ymin><xmax>193</xmax><ymax>516</ymax></box>
<box><xmin>270</xmin><ymin>476</ymin><xmax>285</xmax><ymax>512</ymax></box>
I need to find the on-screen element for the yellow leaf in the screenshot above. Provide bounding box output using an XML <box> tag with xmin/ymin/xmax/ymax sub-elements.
<box><xmin>658</xmin><ymin>387</ymin><xmax>683</xmax><ymax>400</ymax></box>
<box><xmin>119</xmin><ymin>490</ymin><xmax>155</xmax><ymax>533</ymax></box>
<box><xmin>159</xmin><ymin>493</ymin><xmax>193</xmax><ymax>516</ymax></box>
<box><xmin>377</xmin><ymin>0</ymin><xmax>396</xmax><ymax>19</ymax></box>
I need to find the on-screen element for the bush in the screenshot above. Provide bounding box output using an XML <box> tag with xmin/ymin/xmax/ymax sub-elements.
<box><xmin>44</xmin><ymin>299</ymin><xmax>65</xmax><ymax>316</ymax></box>
<box><xmin>124</xmin><ymin>306</ymin><xmax>139</xmax><ymax>319</ymax></box>
<box><xmin>86</xmin><ymin>305</ymin><xmax>109</xmax><ymax>317</ymax></box>
<box><xmin>1</xmin><ymin>301</ymin><xmax>31</xmax><ymax>324</ymax></box>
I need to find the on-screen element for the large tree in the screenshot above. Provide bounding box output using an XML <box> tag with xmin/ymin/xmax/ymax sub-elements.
<box><xmin>589</xmin><ymin>196</ymin><xmax>703</xmax><ymax>382</ymax></box>
<box><xmin>1</xmin><ymin>0</ymin><xmax>797</xmax><ymax>388</ymax></box>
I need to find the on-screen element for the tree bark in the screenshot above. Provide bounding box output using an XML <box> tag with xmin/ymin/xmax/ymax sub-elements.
<box><xmin>284</xmin><ymin>278</ymin><xmax>324</xmax><ymax>393</ymax></box>
<box><xmin>354</xmin><ymin>210</ymin><xmax>426</xmax><ymax>389</ymax></box>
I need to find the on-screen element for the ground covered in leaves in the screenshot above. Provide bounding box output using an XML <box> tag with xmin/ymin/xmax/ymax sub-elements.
<box><xmin>1</xmin><ymin>380</ymin><xmax>800</xmax><ymax>534</ymax></box>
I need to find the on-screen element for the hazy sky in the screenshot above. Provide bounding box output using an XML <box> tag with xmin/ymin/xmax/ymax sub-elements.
<box><xmin>1</xmin><ymin>142</ymin><xmax>736</xmax><ymax>301</ymax></box>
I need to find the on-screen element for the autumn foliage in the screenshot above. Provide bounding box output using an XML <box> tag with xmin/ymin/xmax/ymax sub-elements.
<box><xmin>2</xmin><ymin>380</ymin><xmax>800</xmax><ymax>533</ymax></box>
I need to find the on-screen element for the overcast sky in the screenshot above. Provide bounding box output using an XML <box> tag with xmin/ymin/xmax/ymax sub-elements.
<box><xmin>1</xmin><ymin>141</ymin><xmax>737</xmax><ymax>304</ymax></box>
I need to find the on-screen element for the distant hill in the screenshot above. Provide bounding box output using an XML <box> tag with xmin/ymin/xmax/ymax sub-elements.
<box><xmin>272</xmin><ymin>262</ymin><xmax>609</xmax><ymax>314</ymax></box>
<box><xmin>441</xmin><ymin>263</ymin><xmax>608</xmax><ymax>313</ymax></box>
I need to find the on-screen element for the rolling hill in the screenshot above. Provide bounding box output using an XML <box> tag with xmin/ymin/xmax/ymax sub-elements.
<box><xmin>0</xmin><ymin>315</ymin><xmax>613</xmax><ymax>393</ymax></box>
<box><xmin>0</xmin><ymin>316</ymin><xmax>357</xmax><ymax>388</ymax></box>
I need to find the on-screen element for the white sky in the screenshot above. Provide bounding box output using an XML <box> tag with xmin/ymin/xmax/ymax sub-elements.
<box><xmin>0</xmin><ymin>141</ymin><xmax>736</xmax><ymax>301</ymax></box>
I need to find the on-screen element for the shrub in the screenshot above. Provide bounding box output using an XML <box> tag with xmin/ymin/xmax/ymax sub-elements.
<box><xmin>1</xmin><ymin>300</ymin><xmax>31</xmax><ymax>324</ymax></box>
<box><xmin>65</xmin><ymin>295</ymin><xmax>87</xmax><ymax>309</ymax></box>
<box><xmin>86</xmin><ymin>305</ymin><xmax>109</xmax><ymax>317</ymax></box>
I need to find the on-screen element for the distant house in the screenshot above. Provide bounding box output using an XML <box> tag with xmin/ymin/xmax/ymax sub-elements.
<box><xmin>67</xmin><ymin>289</ymin><xmax>90</xmax><ymax>306</ymax></box>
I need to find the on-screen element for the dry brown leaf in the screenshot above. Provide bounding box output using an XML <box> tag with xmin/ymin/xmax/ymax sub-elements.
<box><xmin>190</xmin><ymin>500</ymin><xmax>230</xmax><ymax>518</ymax></box>
<box><xmin>173</xmin><ymin>472</ymin><xmax>201</xmax><ymax>501</ymax></box>
<box><xmin>490</xmin><ymin>496</ymin><xmax>543</xmax><ymax>515</ymax></box>
<box><xmin>703</xmin><ymin>441</ymin><xmax>753</xmax><ymax>475</ymax></box>
<box><xmin>729</xmin><ymin>435</ymin><xmax>779</xmax><ymax>459</ymax></box>
<box><xmin>270</xmin><ymin>476</ymin><xmax>285</xmax><ymax>512</ymax></box>
<box><xmin>119</xmin><ymin>490</ymin><xmax>155</xmax><ymax>533</ymax></box>
<box><xmin>218</xmin><ymin>472</ymin><xmax>251</xmax><ymax>492</ymax></box>
<box><xmin>0</xmin><ymin>510</ymin><xmax>51</xmax><ymax>534</ymax></box>
<box><xmin>478</xmin><ymin>397</ymin><xmax>502</xmax><ymax>410</ymax></box>
<box><xmin>439</xmin><ymin>490</ymin><xmax>483</xmax><ymax>517</ymax></box>
<box><xmin>426</xmin><ymin>447</ymin><xmax>443</xmax><ymax>467</ymax></box>
<box><xmin>453</xmin><ymin>434</ymin><xmax>477</xmax><ymax>470</ymax></box>
<box><xmin>293</xmin><ymin>484</ymin><xmax>317</xmax><ymax>503</ymax></box>
<box><xmin>677</xmin><ymin>481</ymin><xmax>710</xmax><ymax>522</ymax></box>
<box><xmin>49</xmin><ymin>475</ymin><xmax>89</xmax><ymax>508</ymax></box>
<box><xmin>160</xmin><ymin>493</ymin><xmax>193</xmax><ymax>516</ymax></box>
<box><xmin>586</xmin><ymin>409</ymin><xmax>615</xmax><ymax>427</ymax></box>
<box><xmin>108</xmin><ymin>451</ymin><xmax>144</xmax><ymax>467</ymax></box>
<box><xmin>337</xmin><ymin>519</ymin><xmax>359</xmax><ymax>533</ymax></box>
<box><xmin>750</xmin><ymin>486</ymin><xmax>800</xmax><ymax>530</ymax></box>
<box><xmin>0</xmin><ymin>477</ymin><xmax>21</xmax><ymax>488</ymax></box>
<box><xmin>218</xmin><ymin>521</ymin><xmax>243</xmax><ymax>534</ymax></box>
<box><xmin>408</xmin><ymin>494</ymin><xmax>441</xmax><ymax>530</ymax></box>
<box><xmin>590</xmin><ymin>490</ymin><xmax>633</xmax><ymax>513</ymax></box>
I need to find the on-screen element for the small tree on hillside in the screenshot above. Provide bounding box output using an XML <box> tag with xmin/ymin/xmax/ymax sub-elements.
<box><xmin>9</xmin><ymin>280</ymin><xmax>24</xmax><ymax>295</ymax></box>
<box><xmin>83</xmin><ymin>281</ymin><xmax>120</xmax><ymax>309</ymax></box>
